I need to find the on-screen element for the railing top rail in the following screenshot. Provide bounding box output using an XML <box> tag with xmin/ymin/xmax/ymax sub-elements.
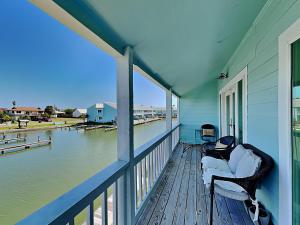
<box><xmin>16</xmin><ymin>160</ymin><xmax>129</xmax><ymax>225</ymax></box>
<box><xmin>133</xmin><ymin>123</ymin><xmax>180</xmax><ymax>164</ymax></box>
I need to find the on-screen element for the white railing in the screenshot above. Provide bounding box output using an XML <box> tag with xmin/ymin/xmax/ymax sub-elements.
<box><xmin>133</xmin><ymin>124</ymin><xmax>180</xmax><ymax>217</ymax></box>
<box><xmin>16</xmin><ymin>124</ymin><xmax>180</xmax><ymax>225</ymax></box>
<box><xmin>172</xmin><ymin>124</ymin><xmax>180</xmax><ymax>151</ymax></box>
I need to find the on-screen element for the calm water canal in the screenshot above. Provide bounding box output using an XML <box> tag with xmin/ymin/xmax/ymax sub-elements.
<box><xmin>0</xmin><ymin>120</ymin><xmax>168</xmax><ymax>225</ymax></box>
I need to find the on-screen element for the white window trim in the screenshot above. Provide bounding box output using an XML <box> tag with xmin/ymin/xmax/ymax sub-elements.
<box><xmin>218</xmin><ymin>66</ymin><xmax>248</xmax><ymax>143</ymax></box>
<box><xmin>278</xmin><ymin>18</ymin><xmax>300</xmax><ymax>225</ymax></box>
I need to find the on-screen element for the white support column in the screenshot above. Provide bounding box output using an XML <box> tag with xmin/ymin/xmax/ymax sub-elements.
<box><xmin>166</xmin><ymin>89</ymin><xmax>172</xmax><ymax>156</ymax></box>
<box><xmin>116</xmin><ymin>47</ymin><xmax>135</xmax><ymax>225</ymax></box>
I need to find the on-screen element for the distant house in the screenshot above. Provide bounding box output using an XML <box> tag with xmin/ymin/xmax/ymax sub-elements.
<box><xmin>52</xmin><ymin>110</ymin><xmax>65</xmax><ymax>118</ymax></box>
<box><xmin>87</xmin><ymin>102</ymin><xmax>117</xmax><ymax>123</ymax></box>
<box><xmin>6</xmin><ymin>107</ymin><xmax>43</xmax><ymax>120</ymax></box>
<box><xmin>0</xmin><ymin>107</ymin><xmax>7</xmax><ymax>113</ymax></box>
<box><xmin>72</xmin><ymin>108</ymin><xmax>87</xmax><ymax>118</ymax></box>
<box><xmin>133</xmin><ymin>105</ymin><xmax>167</xmax><ymax>119</ymax></box>
<box><xmin>87</xmin><ymin>102</ymin><xmax>170</xmax><ymax>122</ymax></box>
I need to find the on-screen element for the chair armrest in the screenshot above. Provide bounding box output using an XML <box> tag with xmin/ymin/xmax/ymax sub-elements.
<box><xmin>211</xmin><ymin>175</ymin><xmax>258</xmax><ymax>199</ymax></box>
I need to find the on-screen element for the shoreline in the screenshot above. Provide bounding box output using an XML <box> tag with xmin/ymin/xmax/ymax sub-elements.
<box><xmin>0</xmin><ymin>124</ymin><xmax>73</xmax><ymax>134</ymax></box>
<box><xmin>0</xmin><ymin>118</ymin><xmax>165</xmax><ymax>134</ymax></box>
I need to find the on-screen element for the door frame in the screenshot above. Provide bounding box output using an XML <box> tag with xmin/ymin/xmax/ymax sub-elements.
<box><xmin>278</xmin><ymin>18</ymin><xmax>300</xmax><ymax>225</ymax></box>
<box><xmin>219</xmin><ymin>66</ymin><xmax>248</xmax><ymax>142</ymax></box>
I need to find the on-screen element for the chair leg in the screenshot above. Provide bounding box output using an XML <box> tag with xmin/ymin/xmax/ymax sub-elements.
<box><xmin>210</xmin><ymin>184</ymin><xmax>214</xmax><ymax>225</ymax></box>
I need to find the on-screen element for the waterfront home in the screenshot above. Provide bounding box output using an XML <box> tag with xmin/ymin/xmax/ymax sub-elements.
<box><xmin>72</xmin><ymin>108</ymin><xmax>87</xmax><ymax>118</ymax></box>
<box><xmin>87</xmin><ymin>102</ymin><xmax>117</xmax><ymax>123</ymax></box>
<box><xmin>51</xmin><ymin>110</ymin><xmax>65</xmax><ymax>118</ymax></box>
<box><xmin>88</xmin><ymin>103</ymin><xmax>169</xmax><ymax>122</ymax></box>
<box><xmin>133</xmin><ymin>105</ymin><xmax>166</xmax><ymax>119</ymax></box>
<box><xmin>17</xmin><ymin>1</ymin><xmax>300</xmax><ymax>225</ymax></box>
<box><xmin>0</xmin><ymin>107</ymin><xmax>7</xmax><ymax>113</ymax></box>
<box><xmin>6</xmin><ymin>107</ymin><xmax>43</xmax><ymax>120</ymax></box>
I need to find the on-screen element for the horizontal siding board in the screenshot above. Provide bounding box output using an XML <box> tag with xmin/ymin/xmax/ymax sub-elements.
<box><xmin>248</xmin><ymin>54</ymin><xmax>278</xmax><ymax>79</ymax></box>
<box><xmin>180</xmin><ymin>81</ymin><xmax>218</xmax><ymax>144</ymax></box>
<box><xmin>248</xmin><ymin>86</ymin><xmax>277</xmax><ymax>105</ymax></box>
<box><xmin>248</xmin><ymin>70</ymin><xmax>278</xmax><ymax>94</ymax></box>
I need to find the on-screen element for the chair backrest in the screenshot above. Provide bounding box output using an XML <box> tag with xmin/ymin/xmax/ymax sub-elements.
<box><xmin>242</xmin><ymin>144</ymin><xmax>274</xmax><ymax>180</ymax></box>
<box><xmin>219</xmin><ymin>136</ymin><xmax>235</xmax><ymax>147</ymax></box>
<box><xmin>201</xmin><ymin>124</ymin><xmax>216</xmax><ymax>137</ymax></box>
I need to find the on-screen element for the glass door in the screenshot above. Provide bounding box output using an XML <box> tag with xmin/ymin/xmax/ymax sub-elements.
<box><xmin>220</xmin><ymin>72</ymin><xmax>246</xmax><ymax>144</ymax></box>
<box><xmin>291</xmin><ymin>38</ymin><xmax>300</xmax><ymax>225</ymax></box>
<box><xmin>225</xmin><ymin>87</ymin><xmax>237</xmax><ymax>137</ymax></box>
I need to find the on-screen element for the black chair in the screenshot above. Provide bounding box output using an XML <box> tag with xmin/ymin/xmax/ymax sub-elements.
<box><xmin>200</xmin><ymin>124</ymin><xmax>216</xmax><ymax>144</ymax></box>
<box><xmin>208</xmin><ymin>144</ymin><xmax>274</xmax><ymax>225</ymax></box>
<box><xmin>202</xmin><ymin>135</ymin><xmax>236</xmax><ymax>158</ymax></box>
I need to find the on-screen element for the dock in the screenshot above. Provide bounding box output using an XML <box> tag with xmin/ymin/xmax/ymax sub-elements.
<box><xmin>0</xmin><ymin>137</ymin><xmax>52</xmax><ymax>155</ymax></box>
<box><xmin>85</xmin><ymin>125</ymin><xmax>106</xmax><ymax>131</ymax></box>
<box><xmin>0</xmin><ymin>137</ymin><xmax>26</xmax><ymax>145</ymax></box>
<box><xmin>103</xmin><ymin>118</ymin><xmax>162</xmax><ymax>132</ymax></box>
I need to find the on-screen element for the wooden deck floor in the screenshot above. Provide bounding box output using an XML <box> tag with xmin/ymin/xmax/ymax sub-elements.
<box><xmin>136</xmin><ymin>144</ymin><xmax>254</xmax><ymax>225</ymax></box>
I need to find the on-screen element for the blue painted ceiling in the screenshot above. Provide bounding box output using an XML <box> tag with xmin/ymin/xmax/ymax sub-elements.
<box><xmin>54</xmin><ymin>0</ymin><xmax>267</xmax><ymax>96</ymax></box>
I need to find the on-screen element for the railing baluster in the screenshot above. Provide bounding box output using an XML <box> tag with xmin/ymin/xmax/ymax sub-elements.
<box><xmin>101</xmin><ymin>190</ymin><xmax>108</xmax><ymax>225</ymax></box>
<box><xmin>143</xmin><ymin>157</ymin><xmax>147</xmax><ymax>195</ymax></box>
<box><xmin>151</xmin><ymin>151</ymin><xmax>154</xmax><ymax>185</ymax></box>
<box><xmin>134</xmin><ymin>165</ymin><xmax>138</xmax><ymax>210</ymax></box>
<box><xmin>162</xmin><ymin>141</ymin><xmax>165</xmax><ymax>167</ymax></box>
<box><xmin>163</xmin><ymin>140</ymin><xmax>166</xmax><ymax>165</ymax></box>
<box><xmin>159</xmin><ymin>143</ymin><xmax>163</xmax><ymax>172</ymax></box>
<box><xmin>138</xmin><ymin>162</ymin><xmax>143</xmax><ymax>203</ymax></box>
<box><xmin>86</xmin><ymin>203</ymin><xmax>94</xmax><ymax>225</ymax></box>
<box><xmin>147</xmin><ymin>154</ymin><xmax>151</xmax><ymax>192</ymax></box>
<box><xmin>113</xmin><ymin>182</ymin><xmax>118</xmax><ymax>225</ymax></box>
<box><xmin>155</xmin><ymin>148</ymin><xmax>160</xmax><ymax>181</ymax></box>
<box><xmin>153</xmin><ymin>149</ymin><xmax>156</xmax><ymax>181</ymax></box>
<box><xmin>158</xmin><ymin>144</ymin><xmax>161</xmax><ymax>173</ymax></box>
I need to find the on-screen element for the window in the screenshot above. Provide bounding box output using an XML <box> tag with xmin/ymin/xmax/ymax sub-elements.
<box><xmin>98</xmin><ymin>109</ymin><xmax>102</xmax><ymax>113</ymax></box>
<box><xmin>99</xmin><ymin>116</ymin><xmax>102</xmax><ymax>120</ymax></box>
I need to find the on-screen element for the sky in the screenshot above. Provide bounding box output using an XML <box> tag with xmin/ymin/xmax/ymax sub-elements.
<box><xmin>0</xmin><ymin>0</ymin><xmax>175</xmax><ymax>109</ymax></box>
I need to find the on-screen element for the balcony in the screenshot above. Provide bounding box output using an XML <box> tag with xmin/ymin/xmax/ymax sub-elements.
<box><xmin>16</xmin><ymin>125</ymin><xmax>254</xmax><ymax>225</ymax></box>
<box><xmin>13</xmin><ymin>0</ymin><xmax>300</xmax><ymax>224</ymax></box>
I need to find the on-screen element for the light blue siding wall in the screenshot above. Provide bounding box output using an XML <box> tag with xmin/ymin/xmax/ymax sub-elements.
<box><xmin>217</xmin><ymin>0</ymin><xmax>300</xmax><ymax>223</ymax></box>
<box><xmin>87</xmin><ymin>104</ymin><xmax>117</xmax><ymax>123</ymax></box>
<box><xmin>180</xmin><ymin>81</ymin><xmax>218</xmax><ymax>144</ymax></box>
<box><xmin>87</xmin><ymin>105</ymin><xmax>103</xmax><ymax>123</ymax></box>
<box><xmin>103</xmin><ymin>103</ymin><xmax>117</xmax><ymax>123</ymax></box>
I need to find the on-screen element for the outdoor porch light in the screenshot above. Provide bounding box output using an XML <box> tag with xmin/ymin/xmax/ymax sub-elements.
<box><xmin>217</xmin><ymin>73</ymin><xmax>229</xmax><ymax>80</ymax></box>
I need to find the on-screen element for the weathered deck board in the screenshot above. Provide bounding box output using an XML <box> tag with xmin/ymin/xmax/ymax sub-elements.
<box><xmin>184</xmin><ymin>149</ymin><xmax>197</xmax><ymax>225</ymax></box>
<box><xmin>196</xmin><ymin>147</ymin><xmax>208</xmax><ymax>225</ymax></box>
<box><xmin>147</xmin><ymin>145</ymin><xmax>185</xmax><ymax>225</ymax></box>
<box><xmin>172</xmin><ymin>149</ymin><xmax>192</xmax><ymax>225</ymax></box>
<box><xmin>136</xmin><ymin>147</ymin><xmax>181</xmax><ymax>225</ymax></box>
<box><xmin>136</xmin><ymin>144</ymin><xmax>254</xmax><ymax>225</ymax></box>
<box><xmin>160</xmin><ymin>149</ymin><xmax>189</xmax><ymax>225</ymax></box>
